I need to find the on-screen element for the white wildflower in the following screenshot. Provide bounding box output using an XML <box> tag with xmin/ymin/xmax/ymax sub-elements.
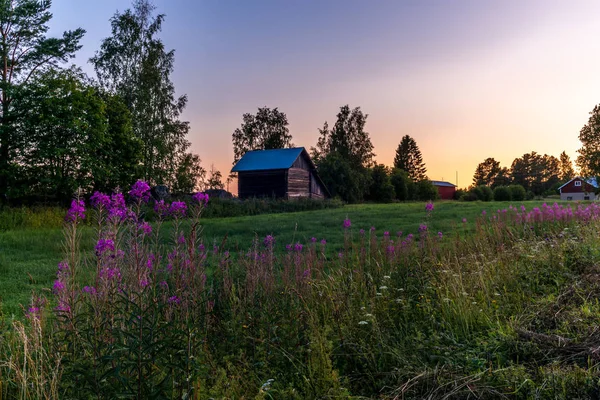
<box><xmin>358</xmin><ymin>320</ymin><xmax>369</xmax><ymax>325</ymax></box>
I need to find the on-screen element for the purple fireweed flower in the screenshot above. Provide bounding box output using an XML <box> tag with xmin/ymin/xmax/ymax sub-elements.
<box><xmin>370</xmin><ymin>226</ymin><xmax>376</xmax><ymax>232</ymax></box>
<box><xmin>338</xmin><ymin>252</ymin><xmax>344</xmax><ymax>258</ymax></box>
<box><xmin>462</xmin><ymin>218</ymin><xmax>467</xmax><ymax>223</ymax></box>
<box><xmin>425</xmin><ymin>201</ymin><xmax>434</xmax><ymax>212</ymax></box>
<box><xmin>397</xmin><ymin>231</ymin><xmax>403</xmax><ymax>237</ymax></box>
<box><xmin>198</xmin><ymin>243</ymin><xmax>205</xmax><ymax>252</ymax></box>
<box><xmin>108</xmin><ymin>193</ymin><xmax>127</xmax><ymax>220</ymax></box>
<box><xmin>58</xmin><ymin>261</ymin><xmax>68</xmax><ymax>271</ymax></box>
<box><xmin>320</xmin><ymin>239</ymin><xmax>327</xmax><ymax>245</ymax></box>
<box><xmin>343</xmin><ymin>218</ymin><xmax>351</xmax><ymax>229</ymax></box>
<box><xmin>53</xmin><ymin>280</ymin><xmax>65</xmax><ymax>293</ymax></box>
<box><xmin>264</xmin><ymin>235</ymin><xmax>275</xmax><ymax>247</ymax></box>
<box><xmin>168</xmin><ymin>296</ymin><xmax>181</xmax><ymax>304</ymax></box>
<box><xmin>178</xmin><ymin>234</ymin><xmax>186</xmax><ymax>244</ymax></box>
<box><xmin>55</xmin><ymin>303</ymin><xmax>71</xmax><ymax>313</ymax></box>
<box><xmin>384</xmin><ymin>231</ymin><xmax>390</xmax><ymax>237</ymax></box>
<box><xmin>99</xmin><ymin>267</ymin><xmax>121</xmax><ymax>281</ymax></box>
<box><xmin>82</xmin><ymin>286</ymin><xmax>97</xmax><ymax>295</ymax></box>
<box><xmin>302</xmin><ymin>269</ymin><xmax>310</xmax><ymax>278</ymax></box>
<box><xmin>285</xmin><ymin>244</ymin><xmax>292</xmax><ymax>252</ymax></box>
<box><xmin>140</xmin><ymin>279</ymin><xmax>150</xmax><ymax>288</ymax></box>
<box><xmin>359</xmin><ymin>229</ymin><xmax>365</xmax><ymax>235</ymax></box>
<box><xmin>129</xmin><ymin>180</ymin><xmax>151</xmax><ymax>202</ymax></box>
<box><xmin>95</xmin><ymin>239</ymin><xmax>115</xmax><ymax>255</ymax></box>
<box><xmin>65</xmin><ymin>199</ymin><xmax>85</xmax><ymax>222</ymax></box>
<box><xmin>154</xmin><ymin>200</ymin><xmax>169</xmax><ymax>218</ymax></box>
<box><xmin>310</xmin><ymin>237</ymin><xmax>317</xmax><ymax>243</ymax></box>
<box><xmin>90</xmin><ymin>191</ymin><xmax>111</xmax><ymax>209</ymax></box>
<box><xmin>386</xmin><ymin>244</ymin><xmax>395</xmax><ymax>254</ymax></box>
<box><xmin>159</xmin><ymin>281</ymin><xmax>168</xmax><ymax>289</ymax></box>
<box><xmin>139</xmin><ymin>222</ymin><xmax>152</xmax><ymax>235</ymax></box>
<box><xmin>169</xmin><ymin>201</ymin><xmax>187</xmax><ymax>218</ymax></box>
<box><xmin>294</xmin><ymin>242</ymin><xmax>303</xmax><ymax>252</ymax></box>
<box><xmin>418</xmin><ymin>224</ymin><xmax>427</xmax><ymax>233</ymax></box>
<box><xmin>406</xmin><ymin>233</ymin><xmax>414</xmax><ymax>240</ymax></box>
<box><xmin>192</xmin><ymin>192</ymin><xmax>209</xmax><ymax>206</ymax></box>
<box><xmin>438</xmin><ymin>231</ymin><xmax>443</xmax><ymax>239</ymax></box>
<box><xmin>482</xmin><ymin>210</ymin><xmax>487</xmax><ymax>216</ymax></box>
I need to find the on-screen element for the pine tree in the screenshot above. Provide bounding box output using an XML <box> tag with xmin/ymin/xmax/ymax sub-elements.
<box><xmin>393</xmin><ymin>135</ymin><xmax>427</xmax><ymax>181</ymax></box>
<box><xmin>559</xmin><ymin>151</ymin><xmax>575</xmax><ymax>181</ymax></box>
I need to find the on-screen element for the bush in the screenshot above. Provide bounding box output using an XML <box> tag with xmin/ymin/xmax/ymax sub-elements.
<box><xmin>316</xmin><ymin>153</ymin><xmax>369</xmax><ymax>203</ymax></box>
<box><xmin>509</xmin><ymin>185</ymin><xmax>526</xmax><ymax>201</ymax></box>
<box><xmin>493</xmin><ymin>186</ymin><xmax>512</xmax><ymax>201</ymax></box>
<box><xmin>367</xmin><ymin>165</ymin><xmax>395</xmax><ymax>203</ymax></box>
<box><xmin>454</xmin><ymin>188</ymin><xmax>466</xmax><ymax>200</ymax></box>
<box><xmin>390</xmin><ymin>168</ymin><xmax>410</xmax><ymax>201</ymax></box>
<box><xmin>415</xmin><ymin>180</ymin><xmax>440</xmax><ymax>201</ymax></box>
<box><xmin>478</xmin><ymin>185</ymin><xmax>494</xmax><ymax>201</ymax></box>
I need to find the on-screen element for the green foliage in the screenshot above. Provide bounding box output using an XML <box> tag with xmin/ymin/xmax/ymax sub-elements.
<box><xmin>367</xmin><ymin>164</ymin><xmax>395</xmax><ymax>203</ymax></box>
<box><xmin>206</xmin><ymin>164</ymin><xmax>224</xmax><ymax>190</ymax></box>
<box><xmin>171</xmin><ymin>152</ymin><xmax>206</xmax><ymax>193</ymax></box>
<box><xmin>231</xmin><ymin>107</ymin><xmax>293</xmax><ymax>163</ymax></box>
<box><xmin>511</xmin><ymin>152</ymin><xmax>561</xmax><ymax>196</ymax></box>
<box><xmin>493</xmin><ymin>185</ymin><xmax>512</xmax><ymax>201</ymax></box>
<box><xmin>90</xmin><ymin>0</ymin><xmax>190</xmax><ymax>186</ymax></box>
<box><xmin>577</xmin><ymin>104</ymin><xmax>600</xmax><ymax>177</ymax></box>
<box><xmin>0</xmin><ymin>0</ymin><xmax>85</xmax><ymax>200</ymax></box>
<box><xmin>390</xmin><ymin>168</ymin><xmax>410</xmax><ymax>201</ymax></box>
<box><xmin>559</xmin><ymin>151</ymin><xmax>575</xmax><ymax>182</ymax></box>
<box><xmin>315</xmin><ymin>152</ymin><xmax>369</xmax><ymax>203</ymax></box>
<box><xmin>312</xmin><ymin>105</ymin><xmax>375</xmax><ymax>169</ymax></box>
<box><xmin>415</xmin><ymin>179</ymin><xmax>439</xmax><ymax>201</ymax></box>
<box><xmin>393</xmin><ymin>135</ymin><xmax>427</xmax><ymax>181</ymax></box>
<box><xmin>472</xmin><ymin>157</ymin><xmax>508</xmax><ymax>187</ymax></box>
<box><xmin>509</xmin><ymin>184</ymin><xmax>527</xmax><ymax>201</ymax></box>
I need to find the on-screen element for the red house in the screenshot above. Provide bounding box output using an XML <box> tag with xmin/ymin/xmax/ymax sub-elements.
<box><xmin>558</xmin><ymin>177</ymin><xmax>598</xmax><ymax>201</ymax></box>
<box><xmin>431</xmin><ymin>180</ymin><xmax>456</xmax><ymax>200</ymax></box>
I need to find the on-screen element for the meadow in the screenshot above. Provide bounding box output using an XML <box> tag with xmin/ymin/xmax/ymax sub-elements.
<box><xmin>2</xmin><ymin>190</ymin><xmax>600</xmax><ymax>399</ymax></box>
<box><xmin>0</xmin><ymin>200</ymin><xmax>561</xmax><ymax>317</ymax></box>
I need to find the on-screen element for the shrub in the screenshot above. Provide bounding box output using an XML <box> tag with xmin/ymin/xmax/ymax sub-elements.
<box><xmin>493</xmin><ymin>186</ymin><xmax>512</xmax><ymax>201</ymax></box>
<box><xmin>509</xmin><ymin>184</ymin><xmax>526</xmax><ymax>201</ymax></box>
<box><xmin>415</xmin><ymin>180</ymin><xmax>440</xmax><ymax>201</ymax></box>
<box><xmin>390</xmin><ymin>168</ymin><xmax>410</xmax><ymax>201</ymax></box>
<box><xmin>367</xmin><ymin>165</ymin><xmax>395</xmax><ymax>203</ymax></box>
<box><xmin>478</xmin><ymin>185</ymin><xmax>494</xmax><ymax>201</ymax></box>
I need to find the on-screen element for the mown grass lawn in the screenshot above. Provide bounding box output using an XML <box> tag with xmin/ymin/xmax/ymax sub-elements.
<box><xmin>0</xmin><ymin>200</ymin><xmax>569</xmax><ymax>317</ymax></box>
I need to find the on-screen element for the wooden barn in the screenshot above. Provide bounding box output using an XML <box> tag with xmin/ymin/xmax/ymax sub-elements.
<box><xmin>231</xmin><ymin>147</ymin><xmax>330</xmax><ymax>199</ymax></box>
<box><xmin>558</xmin><ymin>177</ymin><xmax>599</xmax><ymax>201</ymax></box>
<box><xmin>431</xmin><ymin>180</ymin><xmax>456</xmax><ymax>200</ymax></box>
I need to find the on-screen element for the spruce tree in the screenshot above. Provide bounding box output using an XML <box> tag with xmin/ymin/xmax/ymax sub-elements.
<box><xmin>393</xmin><ymin>135</ymin><xmax>427</xmax><ymax>181</ymax></box>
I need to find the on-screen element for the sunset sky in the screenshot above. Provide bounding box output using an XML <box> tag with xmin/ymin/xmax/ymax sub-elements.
<box><xmin>49</xmin><ymin>0</ymin><xmax>600</xmax><ymax>188</ymax></box>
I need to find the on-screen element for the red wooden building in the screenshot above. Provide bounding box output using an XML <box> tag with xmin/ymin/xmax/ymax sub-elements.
<box><xmin>558</xmin><ymin>177</ymin><xmax>598</xmax><ymax>201</ymax></box>
<box><xmin>431</xmin><ymin>180</ymin><xmax>456</xmax><ymax>200</ymax></box>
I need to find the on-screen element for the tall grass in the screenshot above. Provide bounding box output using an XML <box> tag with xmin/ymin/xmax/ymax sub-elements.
<box><xmin>2</xmin><ymin>188</ymin><xmax>600</xmax><ymax>398</ymax></box>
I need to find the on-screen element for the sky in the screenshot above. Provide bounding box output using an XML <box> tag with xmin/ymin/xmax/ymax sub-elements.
<box><xmin>48</xmin><ymin>0</ymin><xmax>600</xmax><ymax>188</ymax></box>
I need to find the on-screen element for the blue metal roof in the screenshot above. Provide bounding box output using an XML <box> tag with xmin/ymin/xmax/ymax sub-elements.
<box><xmin>430</xmin><ymin>180</ymin><xmax>456</xmax><ymax>187</ymax></box>
<box><xmin>231</xmin><ymin>147</ymin><xmax>305</xmax><ymax>172</ymax></box>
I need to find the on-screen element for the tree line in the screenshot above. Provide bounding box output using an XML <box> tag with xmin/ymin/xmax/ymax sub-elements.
<box><xmin>0</xmin><ymin>0</ymin><xmax>204</xmax><ymax>205</ymax></box>
<box><xmin>231</xmin><ymin>105</ymin><xmax>437</xmax><ymax>203</ymax></box>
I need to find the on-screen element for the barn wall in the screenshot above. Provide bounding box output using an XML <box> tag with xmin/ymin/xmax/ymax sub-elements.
<box><xmin>560</xmin><ymin>179</ymin><xmax>596</xmax><ymax>194</ymax></box>
<box><xmin>310</xmin><ymin>172</ymin><xmax>325</xmax><ymax>199</ymax></box>
<box><xmin>238</xmin><ymin>170</ymin><xmax>287</xmax><ymax>199</ymax></box>
<box><xmin>436</xmin><ymin>186</ymin><xmax>455</xmax><ymax>200</ymax></box>
<box><xmin>287</xmin><ymin>168</ymin><xmax>310</xmax><ymax>198</ymax></box>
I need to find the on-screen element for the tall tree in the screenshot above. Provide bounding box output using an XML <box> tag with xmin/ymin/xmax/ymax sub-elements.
<box><xmin>559</xmin><ymin>151</ymin><xmax>575</xmax><ymax>181</ymax></box>
<box><xmin>172</xmin><ymin>152</ymin><xmax>205</xmax><ymax>193</ymax></box>
<box><xmin>91</xmin><ymin>0</ymin><xmax>190</xmax><ymax>186</ymax></box>
<box><xmin>577</xmin><ymin>105</ymin><xmax>600</xmax><ymax>178</ymax></box>
<box><xmin>207</xmin><ymin>164</ymin><xmax>223</xmax><ymax>190</ymax></box>
<box><xmin>0</xmin><ymin>0</ymin><xmax>85</xmax><ymax>199</ymax></box>
<box><xmin>393</xmin><ymin>135</ymin><xmax>427</xmax><ymax>181</ymax></box>
<box><xmin>16</xmin><ymin>68</ymin><xmax>138</xmax><ymax>201</ymax></box>
<box><xmin>510</xmin><ymin>152</ymin><xmax>560</xmax><ymax>195</ymax></box>
<box><xmin>472</xmin><ymin>157</ymin><xmax>502</xmax><ymax>187</ymax></box>
<box><xmin>312</xmin><ymin>105</ymin><xmax>375</xmax><ymax>169</ymax></box>
<box><xmin>232</xmin><ymin>107</ymin><xmax>292</xmax><ymax>163</ymax></box>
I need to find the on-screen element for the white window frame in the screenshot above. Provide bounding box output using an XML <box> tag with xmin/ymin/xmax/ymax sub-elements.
<box><xmin>575</xmin><ymin>181</ymin><xmax>582</xmax><ymax>187</ymax></box>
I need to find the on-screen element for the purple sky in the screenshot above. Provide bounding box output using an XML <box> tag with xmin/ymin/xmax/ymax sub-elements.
<box><xmin>49</xmin><ymin>0</ymin><xmax>600</xmax><ymax>187</ymax></box>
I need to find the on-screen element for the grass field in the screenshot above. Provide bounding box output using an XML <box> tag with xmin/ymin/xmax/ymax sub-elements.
<box><xmin>4</xmin><ymin>198</ymin><xmax>600</xmax><ymax>398</ymax></box>
<box><xmin>0</xmin><ymin>200</ymin><xmax>567</xmax><ymax>317</ymax></box>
